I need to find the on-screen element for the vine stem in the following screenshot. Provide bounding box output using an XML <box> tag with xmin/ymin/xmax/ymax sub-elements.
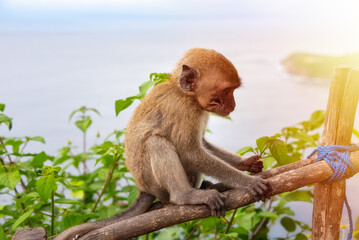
<box><xmin>225</xmin><ymin>208</ymin><xmax>238</xmax><ymax>234</ymax></box>
<box><xmin>214</xmin><ymin>218</ymin><xmax>217</xmax><ymax>240</ymax></box>
<box><xmin>250</xmin><ymin>197</ymin><xmax>273</xmax><ymax>240</ymax></box>
<box><xmin>184</xmin><ymin>220</ymin><xmax>204</xmax><ymax>240</ymax></box>
<box><xmin>82</xmin><ymin>131</ymin><xmax>87</xmax><ymax>175</ymax></box>
<box><xmin>51</xmin><ymin>191</ymin><xmax>55</xmax><ymax>236</ymax></box>
<box><xmin>91</xmin><ymin>159</ymin><xmax>117</xmax><ymax>212</ymax></box>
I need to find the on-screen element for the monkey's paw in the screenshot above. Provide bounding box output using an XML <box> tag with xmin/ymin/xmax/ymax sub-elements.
<box><xmin>246</xmin><ymin>176</ymin><xmax>272</xmax><ymax>202</ymax></box>
<box><xmin>203</xmin><ymin>189</ymin><xmax>226</xmax><ymax>218</ymax></box>
<box><xmin>238</xmin><ymin>155</ymin><xmax>263</xmax><ymax>174</ymax></box>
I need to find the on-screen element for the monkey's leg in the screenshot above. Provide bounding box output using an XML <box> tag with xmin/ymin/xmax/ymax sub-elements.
<box><xmin>54</xmin><ymin>192</ymin><xmax>155</xmax><ymax>240</ymax></box>
<box><xmin>146</xmin><ymin>135</ymin><xmax>226</xmax><ymax>218</ymax></box>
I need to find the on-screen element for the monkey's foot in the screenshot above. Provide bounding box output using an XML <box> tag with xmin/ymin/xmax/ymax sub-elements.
<box><xmin>245</xmin><ymin>175</ymin><xmax>272</xmax><ymax>202</ymax></box>
<box><xmin>172</xmin><ymin>189</ymin><xmax>226</xmax><ymax>218</ymax></box>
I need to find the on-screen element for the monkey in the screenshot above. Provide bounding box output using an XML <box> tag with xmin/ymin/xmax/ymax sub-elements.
<box><xmin>55</xmin><ymin>48</ymin><xmax>271</xmax><ymax>240</ymax></box>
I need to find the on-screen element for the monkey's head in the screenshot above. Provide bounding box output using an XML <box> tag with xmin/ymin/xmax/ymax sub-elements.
<box><xmin>174</xmin><ymin>48</ymin><xmax>241</xmax><ymax>116</ymax></box>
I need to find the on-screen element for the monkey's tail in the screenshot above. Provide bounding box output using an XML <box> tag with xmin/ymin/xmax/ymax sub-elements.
<box><xmin>54</xmin><ymin>192</ymin><xmax>155</xmax><ymax>240</ymax></box>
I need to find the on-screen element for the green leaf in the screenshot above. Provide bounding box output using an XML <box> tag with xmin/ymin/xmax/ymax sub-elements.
<box><xmin>16</xmin><ymin>192</ymin><xmax>40</xmax><ymax>209</ymax></box>
<box><xmin>308</xmin><ymin>110</ymin><xmax>325</xmax><ymax>130</ymax></box>
<box><xmin>218</xmin><ymin>232</ymin><xmax>239</xmax><ymax>239</ymax></box>
<box><xmin>263</xmin><ymin>156</ymin><xmax>276</xmax><ymax>170</ymax></box>
<box><xmin>128</xmin><ymin>186</ymin><xmax>139</xmax><ymax>205</ymax></box>
<box><xmin>75</xmin><ymin>117</ymin><xmax>92</xmax><ymax>133</ymax></box>
<box><xmin>256</xmin><ymin>136</ymin><xmax>269</xmax><ymax>153</ymax></box>
<box><xmin>281</xmin><ymin>217</ymin><xmax>296</xmax><ymax>232</ymax></box>
<box><xmin>150</xmin><ymin>72</ymin><xmax>169</xmax><ymax>84</ymax></box>
<box><xmin>68</xmin><ymin>108</ymin><xmax>80</xmax><ymax>121</ymax></box>
<box><xmin>31</xmin><ymin>151</ymin><xmax>48</xmax><ymax>168</ymax></box>
<box><xmin>287</xmin><ymin>152</ymin><xmax>302</xmax><ymax>164</ymax></box>
<box><xmin>275</xmin><ymin>207</ymin><xmax>295</xmax><ymax>216</ymax></box>
<box><xmin>62</xmin><ymin>215</ymin><xmax>84</xmax><ymax>230</ymax></box>
<box><xmin>156</xmin><ymin>227</ymin><xmax>182</xmax><ymax>240</ymax></box>
<box><xmin>12</xmin><ymin>209</ymin><xmax>34</xmax><ymax>230</ymax></box>
<box><xmin>268</xmin><ymin>139</ymin><xmax>288</xmax><ymax>166</ymax></box>
<box><xmin>283</xmin><ymin>190</ymin><xmax>312</xmax><ymax>203</ymax></box>
<box><xmin>0</xmin><ymin>166</ymin><xmax>20</xmax><ymax>190</ymax></box>
<box><xmin>138</xmin><ymin>80</ymin><xmax>155</xmax><ymax>99</ymax></box>
<box><xmin>55</xmin><ymin>198</ymin><xmax>83</xmax><ymax>205</ymax></box>
<box><xmin>36</xmin><ymin>175</ymin><xmax>57</xmax><ymax>201</ymax></box>
<box><xmin>26</xmin><ymin>136</ymin><xmax>46</xmax><ymax>144</ymax></box>
<box><xmin>295</xmin><ymin>233</ymin><xmax>308</xmax><ymax>240</ymax></box>
<box><xmin>115</xmin><ymin>97</ymin><xmax>137</xmax><ymax>116</ymax></box>
<box><xmin>236</xmin><ymin>146</ymin><xmax>254</xmax><ymax>156</ymax></box>
<box><xmin>99</xmin><ymin>205</ymin><xmax>118</xmax><ymax>219</ymax></box>
<box><xmin>0</xmin><ymin>103</ymin><xmax>5</xmax><ymax>112</ymax></box>
<box><xmin>0</xmin><ymin>113</ymin><xmax>12</xmax><ymax>130</ymax></box>
<box><xmin>5</xmin><ymin>139</ymin><xmax>23</xmax><ymax>154</ymax></box>
<box><xmin>88</xmin><ymin>107</ymin><xmax>101</xmax><ymax>116</ymax></box>
<box><xmin>0</xmin><ymin>224</ymin><xmax>5</xmax><ymax>240</ymax></box>
<box><xmin>292</xmin><ymin>132</ymin><xmax>316</xmax><ymax>145</ymax></box>
<box><xmin>256</xmin><ymin>211</ymin><xmax>278</xmax><ymax>219</ymax></box>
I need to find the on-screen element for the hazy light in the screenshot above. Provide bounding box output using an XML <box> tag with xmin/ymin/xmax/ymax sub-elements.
<box><xmin>2</xmin><ymin>0</ymin><xmax>170</xmax><ymax>13</ymax></box>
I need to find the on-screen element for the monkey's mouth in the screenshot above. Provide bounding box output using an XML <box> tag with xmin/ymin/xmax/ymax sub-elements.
<box><xmin>205</xmin><ymin>103</ymin><xmax>233</xmax><ymax>116</ymax></box>
<box><xmin>213</xmin><ymin>109</ymin><xmax>232</xmax><ymax>116</ymax></box>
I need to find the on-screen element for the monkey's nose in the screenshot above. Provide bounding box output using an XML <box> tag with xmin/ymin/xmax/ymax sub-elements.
<box><xmin>228</xmin><ymin>104</ymin><xmax>235</xmax><ymax>113</ymax></box>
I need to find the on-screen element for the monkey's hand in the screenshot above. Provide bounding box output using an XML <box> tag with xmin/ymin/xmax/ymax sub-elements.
<box><xmin>244</xmin><ymin>175</ymin><xmax>272</xmax><ymax>202</ymax></box>
<box><xmin>238</xmin><ymin>155</ymin><xmax>263</xmax><ymax>174</ymax></box>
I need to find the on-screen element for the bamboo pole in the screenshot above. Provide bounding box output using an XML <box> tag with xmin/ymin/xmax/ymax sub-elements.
<box><xmin>312</xmin><ymin>67</ymin><xmax>359</xmax><ymax>240</ymax></box>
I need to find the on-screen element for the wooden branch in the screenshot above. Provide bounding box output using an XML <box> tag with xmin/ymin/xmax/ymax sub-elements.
<box><xmin>257</xmin><ymin>157</ymin><xmax>316</xmax><ymax>179</ymax></box>
<box><xmin>12</xmin><ymin>227</ymin><xmax>46</xmax><ymax>240</ymax></box>
<box><xmin>77</xmin><ymin>152</ymin><xmax>359</xmax><ymax>240</ymax></box>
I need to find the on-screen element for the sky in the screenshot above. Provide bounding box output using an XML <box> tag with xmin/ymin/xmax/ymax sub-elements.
<box><xmin>1</xmin><ymin>0</ymin><xmax>359</xmax><ymax>47</ymax></box>
<box><xmin>1</xmin><ymin>0</ymin><xmax>359</xmax><ymax>22</ymax></box>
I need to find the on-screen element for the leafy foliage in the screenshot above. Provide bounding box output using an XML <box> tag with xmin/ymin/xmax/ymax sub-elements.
<box><xmin>0</xmin><ymin>73</ymin><xmax>347</xmax><ymax>240</ymax></box>
<box><xmin>115</xmin><ymin>73</ymin><xmax>168</xmax><ymax>116</ymax></box>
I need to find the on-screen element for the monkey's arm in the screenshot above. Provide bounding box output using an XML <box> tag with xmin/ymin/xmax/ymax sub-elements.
<box><xmin>203</xmin><ymin>139</ymin><xmax>263</xmax><ymax>173</ymax></box>
<box><xmin>188</xmin><ymin>147</ymin><xmax>270</xmax><ymax>200</ymax></box>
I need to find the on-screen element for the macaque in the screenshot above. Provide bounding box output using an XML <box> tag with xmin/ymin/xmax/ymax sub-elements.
<box><xmin>125</xmin><ymin>48</ymin><xmax>270</xmax><ymax>216</ymax></box>
<box><xmin>55</xmin><ymin>48</ymin><xmax>271</xmax><ymax>240</ymax></box>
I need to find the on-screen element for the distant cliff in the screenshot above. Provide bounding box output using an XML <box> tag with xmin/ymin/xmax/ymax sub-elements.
<box><xmin>282</xmin><ymin>53</ymin><xmax>359</xmax><ymax>79</ymax></box>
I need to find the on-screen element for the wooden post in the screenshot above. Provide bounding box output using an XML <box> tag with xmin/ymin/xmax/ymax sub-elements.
<box><xmin>312</xmin><ymin>67</ymin><xmax>359</xmax><ymax>239</ymax></box>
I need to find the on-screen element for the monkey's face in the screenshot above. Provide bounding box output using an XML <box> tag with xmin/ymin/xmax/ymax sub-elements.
<box><xmin>178</xmin><ymin>64</ymin><xmax>240</xmax><ymax>116</ymax></box>
<box><xmin>197</xmin><ymin>79</ymin><xmax>239</xmax><ymax>116</ymax></box>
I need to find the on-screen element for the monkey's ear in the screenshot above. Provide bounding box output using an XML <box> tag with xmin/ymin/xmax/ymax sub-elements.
<box><xmin>179</xmin><ymin>65</ymin><xmax>199</xmax><ymax>92</ymax></box>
